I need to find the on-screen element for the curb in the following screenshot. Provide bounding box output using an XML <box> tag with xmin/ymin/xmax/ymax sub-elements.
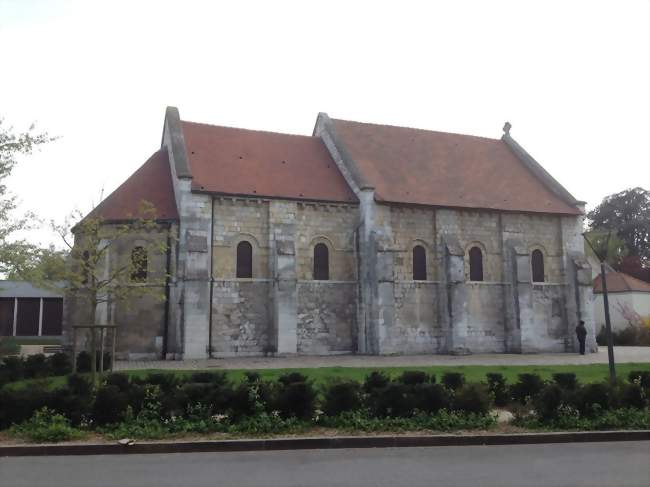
<box><xmin>1</xmin><ymin>430</ymin><xmax>649</xmax><ymax>457</ymax></box>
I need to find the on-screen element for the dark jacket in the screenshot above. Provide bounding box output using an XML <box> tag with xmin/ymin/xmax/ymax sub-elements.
<box><xmin>575</xmin><ymin>325</ymin><xmax>587</xmax><ymax>340</ymax></box>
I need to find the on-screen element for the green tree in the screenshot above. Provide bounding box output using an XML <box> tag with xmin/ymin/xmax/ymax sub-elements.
<box><xmin>587</xmin><ymin>187</ymin><xmax>650</xmax><ymax>264</ymax></box>
<box><xmin>4</xmin><ymin>244</ymin><xmax>68</xmax><ymax>281</ymax></box>
<box><xmin>0</xmin><ymin>118</ymin><xmax>56</xmax><ymax>277</ymax></box>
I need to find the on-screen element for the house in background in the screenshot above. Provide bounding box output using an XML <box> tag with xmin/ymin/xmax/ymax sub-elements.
<box><xmin>0</xmin><ymin>281</ymin><xmax>64</xmax><ymax>354</ymax></box>
<box><xmin>593</xmin><ymin>271</ymin><xmax>650</xmax><ymax>332</ymax></box>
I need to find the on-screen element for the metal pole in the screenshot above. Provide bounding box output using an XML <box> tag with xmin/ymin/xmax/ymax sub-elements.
<box><xmin>72</xmin><ymin>327</ymin><xmax>77</xmax><ymax>373</ymax></box>
<box><xmin>90</xmin><ymin>326</ymin><xmax>96</xmax><ymax>384</ymax></box>
<box><xmin>99</xmin><ymin>327</ymin><xmax>105</xmax><ymax>374</ymax></box>
<box><xmin>601</xmin><ymin>262</ymin><xmax>616</xmax><ymax>384</ymax></box>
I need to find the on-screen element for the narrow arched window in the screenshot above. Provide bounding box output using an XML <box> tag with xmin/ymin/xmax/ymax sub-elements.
<box><xmin>131</xmin><ymin>246</ymin><xmax>148</xmax><ymax>282</ymax></box>
<box><xmin>469</xmin><ymin>246</ymin><xmax>484</xmax><ymax>281</ymax></box>
<box><xmin>236</xmin><ymin>241</ymin><xmax>253</xmax><ymax>278</ymax></box>
<box><xmin>413</xmin><ymin>245</ymin><xmax>427</xmax><ymax>281</ymax></box>
<box><xmin>531</xmin><ymin>249</ymin><xmax>545</xmax><ymax>283</ymax></box>
<box><xmin>313</xmin><ymin>243</ymin><xmax>329</xmax><ymax>280</ymax></box>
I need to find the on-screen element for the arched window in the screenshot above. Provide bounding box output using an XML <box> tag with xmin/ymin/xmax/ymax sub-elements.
<box><xmin>469</xmin><ymin>246</ymin><xmax>484</xmax><ymax>282</ymax></box>
<box><xmin>236</xmin><ymin>241</ymin><xmax>253</xmax><ymax>278</ymax></box>
<box><xmin>313</xmin><ymin>243</ymin><xmax>329</xmax><ymax>280</ymax></box>
<box><xmin>131</xmin><ymin>246</ymin><xmax>148</xmax><ymax>282</ymax></box>
<box><xmin>531</xmin><ymin>249</ymin><xmax>545</xmax><ymax>283</ymax></box>
<box><xmin>413</xmin><ymin>245</ymin><xmax>427</xmax><ymax>281</ymax></box>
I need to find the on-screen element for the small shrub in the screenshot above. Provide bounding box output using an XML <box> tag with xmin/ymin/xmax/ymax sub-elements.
<box><xmin>413</xmin><ymin>383</ymin><xmax>450</xmax><ymax>413</ymax></box>
<box><xmin>76</xmin><ymin>351</ymin><xmax>92</xmax><ymax>373</ymax></box>
<box><xmin>48</xmin><ymin>387</ymin><xmax>92</xmax><ymax>426</ymax></box>
<box><xmin>141</xmin><ymin>372</ymin><xmax>178</xmax><ymax>392</ymax></box>
<box><xmin>105</xmin><ymin>373</ymin><xmax>130</xmax><ymax>392</ymax></box>
<box><xmin>575</xmin><ymin>383</ymin><xmax>613</xmax><ymax>417</ymax></box>
<box><xmin>93</xmin><ymin>385</ymin><xmax>128</xmax><ymax>425</ymax></box>
<box><xmin>512</xmin><ymin>373</ymin><xmax>544</xmax><ymax>403</ymax></box>
<box><xmin>553</xmin><ymin>373</ymin><xmax>578</xmax><ymax>390</ymax></box>
<box><xmin>399</xmin><ymin>370</ymin><xmax>430</xmax><ymax>386</ymax></box>
<box><xmin>0</xmin><ymin>356</ymin><xmax>24</xmax><ymax>382</ymax></box>
<box><xmin>48</xmin><ymin>352</ymin><xmax>72</xmax><ymax>376</ymax></box>
<box><xmin>453</xmin><ymin>384</ymin><xmax>491</xmax><ymax>415</ymax></box>
<box><xmin>10</xmin><ymin>407</ymin><xmax>85</xmax><ymax>443</ymax></box>
<box><xmin>0</xmin><ymin>385</ymin><xmax>51</xmax><ymax>429</ymax></box>
<box><xmin>534</xmin><ymin>384</ymin><xmax>566</xmax><ymax>420</ymax></box>
<box><xmin>486</xmin><ymin>373</ymin><xmax>509</xmax><ymax>407</ymax></box>
<box><xmin>363</xmin><ymin>371</ymin><xmax>390</xmax><ymax>393</ymax></box>
<box><xmin>67</xmin><ymin>374</ymin><xmax>93</xmax><ymax>396</ymax></box>
<box><xmin>323</xmin><ymin>381</ymin><xmax>362</xmax><ymax>416</ymax></box>
<box><xmin>277</xmin><ymin>372</ymin><xmax>309</xmax><ymax>386</ymax></box>
<box><xmin>628</xmin><ymin>370</ymin><xmax>650</xmax><ymax>389</ymax></box>
<box><xmin>619</xmin><ymin>384</ymin><xmax>647</xmax><ymax>409</ymax></box>
<box><xmin>442</xmin><ymin>372</ymin><xmax>465</xmax><ymax>391</ymax></box>
<box><xmin>23</xmin><ymin>354</ymin><xmax>49</xmax><ymax>379</ymax></box>
<box><xmin>368</xmin><ymin>383</ymin><xmax>415</xmax><ymax>418</ymax></box>
<box><xmin>274</xmin><ymin>381</ymin><xmax>317</xmax><ymax>419</ymax></box>
<box><xmin>189</xmin><ymin>371</ymin><xmax>227</xmax><ymax>385</ymax></box>
<box><xmin>244</xmin><ymin>371</ymin><xmax>261</xmax><ymax>383</ymax></box>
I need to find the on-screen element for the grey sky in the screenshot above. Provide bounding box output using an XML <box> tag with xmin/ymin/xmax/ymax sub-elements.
<box><xmin>1</xmin><ymin>0</ymin><xmax>648</xmax><ymax>248</ymax></box>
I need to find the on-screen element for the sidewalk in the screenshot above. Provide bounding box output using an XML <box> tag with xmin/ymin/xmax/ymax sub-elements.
<box><xmin>115</xmin><ymin>346</ymin><xmax>650</xmax><ymax>371</ymax></box>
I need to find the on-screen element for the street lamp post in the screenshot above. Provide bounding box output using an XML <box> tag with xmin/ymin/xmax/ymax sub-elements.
<box><xmin>583</xmin><ymin>232</ymin><xmax>616</xmax><ymax>385</ymax></box>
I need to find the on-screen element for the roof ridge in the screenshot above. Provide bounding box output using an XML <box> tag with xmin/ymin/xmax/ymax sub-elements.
<box><xmin>331</xmin><ymin>117</ymin><xmax>502</xmax><ymax>143</ymax></box>
<box><xmin>181</xmin><ymin>119</ymin><xmax>319</xmax><ymax>140</ymax></box>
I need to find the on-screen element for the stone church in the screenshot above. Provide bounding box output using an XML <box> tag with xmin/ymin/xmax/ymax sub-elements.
<box><xmin>63</xmin><ymin>107</ymin><xmax>597</xmax><ymax>359</ymax></box>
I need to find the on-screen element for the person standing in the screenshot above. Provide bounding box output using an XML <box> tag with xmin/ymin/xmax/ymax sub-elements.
<box><xmin>575</xmin><ymin>320</ymin><xmax>587</xmax><ymax>355</ymax></box>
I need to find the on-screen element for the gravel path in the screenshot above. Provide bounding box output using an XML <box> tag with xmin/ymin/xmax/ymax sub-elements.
<box><xmin>114</xmin><ymin>346</ymin><xmax>650</xmax><ymax>371</ymax></box>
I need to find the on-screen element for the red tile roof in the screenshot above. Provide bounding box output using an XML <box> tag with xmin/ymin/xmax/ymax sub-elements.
<box><xmin>87</xmin><ymin>149</ymin><xmax>179</xmax><ymax>221</ymax></box>
<box><xmin>593</xmin><ymin>271</ymin><xmax>650</xmax><ymax>293</ymax></box>
<box><xmin>181</xmin><ymin>121</ymin><xmax>357</xmax><ymax>203</ymax></box>
<box><xmin>331</xmin><ymin>119</ymin><xmax>581</xmax><ymax>215</ymax></box>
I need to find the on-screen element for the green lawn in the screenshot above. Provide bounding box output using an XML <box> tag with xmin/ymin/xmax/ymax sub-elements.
<box><xmin>5</xmin><ymin>362</ymin><xmax>650</xmax><ymax>391</ymax></box>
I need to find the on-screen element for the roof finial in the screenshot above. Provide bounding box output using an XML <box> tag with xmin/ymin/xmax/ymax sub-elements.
<box><xmin>503</xmin><ymin>121</ymin><xmax>512</xmax><ymax>135</ymax></box>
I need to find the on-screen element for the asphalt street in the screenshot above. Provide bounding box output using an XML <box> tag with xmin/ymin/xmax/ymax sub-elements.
<box><xmin>1</xmin><ymin>441</ymin><xmax>648</xmax><ymax>487</ymax></box>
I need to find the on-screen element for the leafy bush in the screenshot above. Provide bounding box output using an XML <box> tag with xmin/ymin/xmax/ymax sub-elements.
<box><xmin>277</xmin><ymin>372</ymin><xmax>309</xmax><ymax>386</ymax></box>
<box><xmin>442</xmin><ymin>372</ymin><xmax>465</xmax><ymax>391</ymax></box>
<box><xmin>319</xmin><ymin>410</ymin><xmax>496</xmax><ymax>432</ymax></box>
<box><xmin>105</xmin><ymin>372</ymin><xmax>130</xmax><ymax>392</ymax></box>
<box><xmin>139</xmin><ymin>372</ymin><xmax>178</xmax><ymax>393</ymax></box>
<box><xmin>67</xmin><ymin>374</ymin><xmax>93</xmax><ymax>396</ymax></box>
<box><xmin>10</xmin><ymin>407</ymin><xmax>85</xmax><ymax>443</ymax></box>
<box><xmin>92</xmin><ymin>385</ymin><xmax>128</xmax><ymax>425</ymax></box>
<box><xmin>367</xmin><ymin>383</ymin><xmax>414</xmax><ymax>418</ymax></box>
<box><xmin>189</xmin><ymin>371</ymin><xmax>228</xmax><ymax>385</ymax></box>
<box><xmin>412</xmin><ymin>383</ymin><xmax>450</xmax><ymax>414</ymax></box>
<box><xmin>273</xmin><ymin>381</ymin><xmax>317</xmax><ymax>419</ymax></box>
<box><xmin>486</xmin><ymin>373</ymin><xmax>509</xmax><ymax>406</ymax></box>
<box><xmin>23</xmin><ymin>354</ymin><xmax>49</xmax><ymax>379</ymax></box>
<box><xmin>453</xmin><ymin>384</ymin><xmax>491</xmax><ymax>414</ymax></box>
<box><xmin>553</xmin><ymin>373</ymin><xmax>578</xmax><ymax>390</ymax></box>
<box><xmin>596</xmin><ymin>324</ymin><xmax>650</xmax><ymax>347</ymax></box>
<box><xmin>76</xmin><ymin>351</ymin><xmax>92</xmax><ymax>373</ymax></box>
<box><xmin>363</xmin><ymin>371</ymin><xmax>390</xmax><ymax>393</ymax></box>
<box><xmin>1</xmin><ymin>356</ymin><xmax>24</xmax><ymax>382</ymax></box>
<box><xmin>534</xmin><ymin>384</ymin><xmax>566</xmax><ymax>420</ymax></box>
<box><xmin>0</xmin><ymin>385</ymin><xmax>51</xmax><ymax>429</ymax></box>
<box><xmin>628</xmin><ymin>370</ymin><xmax>650</xmax><ymax>389</ymax></box>
<box><xmin>618</xmin><ymin>383</ymin><xmax>647</xmax><ymax>409</ymax></box>
<box><xmin>398</xmin><ymin>370</ymin><xmax>431</xmax><ymax>385</ymax></box>
<box><xmin>48</xmin><ymin>352</ymin><xmax>72</xmax><ymax>376</ymax></box>
<box><xmin>574</xmin><ymin>383</ymin><xmax>613</xmax><ymax>417</ymax></box>
<box><xmin>511</xmin><ymin>373</ymin><xmax>544</xmax><ymax>403</ymax></box>
<box><xmin>323</xmin><ymin>381</ymin><xmax>362</xmax><ymax>416</ymax></box>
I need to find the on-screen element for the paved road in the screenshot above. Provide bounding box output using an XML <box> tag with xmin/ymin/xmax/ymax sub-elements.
<box><xmin>115</xmin><ymin>346</ymin><xmax>650</xmax><ymax>371</ymax></box>
<box><xmin>2</xmin><ymin>441</ymin><xmax>649</xmax><ymax>487</ymax></box>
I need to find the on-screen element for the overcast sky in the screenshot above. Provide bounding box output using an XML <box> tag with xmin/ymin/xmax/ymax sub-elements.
<box><xmin>1</xmin><ymin>0</ymin><xmax>648</xmax><ymax>248</ymax></box>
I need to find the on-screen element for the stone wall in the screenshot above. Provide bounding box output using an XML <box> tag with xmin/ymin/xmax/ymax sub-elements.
<box><xmin>210</xmin><ymin>280</ymin><xmax>271</xmax><ymax>356</ymax></box>
<box><xmin>297</xmin><ymin>282</ymin><xmax>357</xmax><ymax>354</ymax></box>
